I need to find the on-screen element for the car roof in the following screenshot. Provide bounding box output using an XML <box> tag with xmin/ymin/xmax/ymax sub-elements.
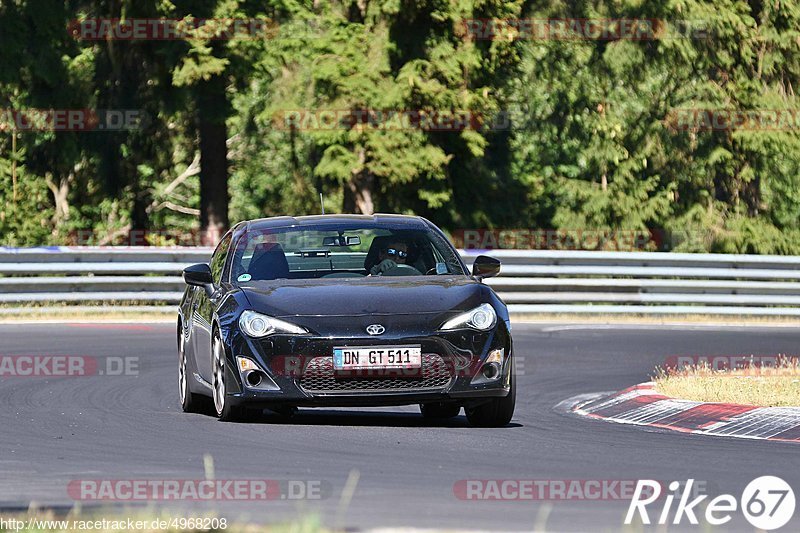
<box><xmin>244</xmin><ymin>214</ymin><xmax>429</xmax><ymax>232</ymax></box>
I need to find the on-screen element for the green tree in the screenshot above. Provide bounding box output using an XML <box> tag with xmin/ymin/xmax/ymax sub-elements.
<box><xmin>510</xmin><ymin>0</ymin><xmax>800</xmax><ymax>252</ymax></box>
<box><xmin>232</xmin><ymin>0</ymin><xmax>526</xmax><ymax>228</ymax></box>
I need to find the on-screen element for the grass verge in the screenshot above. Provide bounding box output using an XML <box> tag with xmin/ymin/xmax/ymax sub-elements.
<box><xmin>0</xmin><ymin>304</ymin><xmax>174</xmax><ymax>323</ymax></box>
<box><xmin>653</xmin><ymin>357</ymin><xmax>800</xmax><ymax>407</ymax></box>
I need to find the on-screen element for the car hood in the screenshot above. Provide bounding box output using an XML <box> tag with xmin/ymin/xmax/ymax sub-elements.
<box><xmin>240</xmin><ymin>276</ymin><xmax>485</xmax><ymax>317</ymax></box>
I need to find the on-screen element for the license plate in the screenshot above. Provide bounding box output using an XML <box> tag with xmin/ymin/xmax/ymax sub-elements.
<box><xmin>333</xmin><ymin>345</ymin><xmax>422</xmax><ymax>370</ymax></box>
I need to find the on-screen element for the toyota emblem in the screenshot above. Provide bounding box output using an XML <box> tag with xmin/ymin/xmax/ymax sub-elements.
<box><xmin>366</xmin><ymin>324</ymin><xmax>386</xmax><ymax>335</ymax></box>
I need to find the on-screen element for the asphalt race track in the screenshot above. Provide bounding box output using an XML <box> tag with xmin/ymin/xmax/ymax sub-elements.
<box><xmin>1</xmin><ymin>322</ymin><xmax>799</xmax><ymax>531</ymax></box>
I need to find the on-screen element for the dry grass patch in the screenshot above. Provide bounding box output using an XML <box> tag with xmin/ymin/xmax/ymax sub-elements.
<box><xmin>653</xmin><ymin>356</ymin><xmax>800</xmax><ymax>407</ymax></box>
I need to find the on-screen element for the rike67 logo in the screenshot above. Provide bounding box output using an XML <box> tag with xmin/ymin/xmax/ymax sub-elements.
<box><xmin>625</xmin><ymin>476</ymin><xmax>796</xmax><ymax>530</ymax></box>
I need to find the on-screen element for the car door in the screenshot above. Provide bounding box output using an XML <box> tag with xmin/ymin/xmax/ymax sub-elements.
<box><xmin>192</xmin><ymin>232</ymin><xmax>233</xmax><ymax>383</ymax></box>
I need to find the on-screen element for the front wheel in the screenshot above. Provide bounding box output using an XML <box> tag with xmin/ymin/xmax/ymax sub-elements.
<box><xmin>212</xmin><ymin>334</ymin><xmax>246</xmax><ymax>422</ymax></box>
<box><xmin>466</xmin><ymin>368</ymin><xmax>516</xmax><ymax>427</ymax></box>
<box><xmin>179</xmin><ymin>327</ymin><xmax>208</xmax><ymax>413</ymax></box>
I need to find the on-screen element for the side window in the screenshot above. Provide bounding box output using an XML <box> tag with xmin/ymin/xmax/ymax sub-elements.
<box><xmin>210</xmin><ymin>233</ymin><xmax>233</xmax><ymax>285</ymax></box>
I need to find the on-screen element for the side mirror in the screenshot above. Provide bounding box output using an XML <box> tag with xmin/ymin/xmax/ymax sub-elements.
<box><xmin>472</xmin><ymin>255</ymin><xmax>501</xmax><ymax>280</ymax></box>
<box><xmin>184</xmin><ymin>263</ymin><xmax>213</xmax><ymax>288</ymax></box>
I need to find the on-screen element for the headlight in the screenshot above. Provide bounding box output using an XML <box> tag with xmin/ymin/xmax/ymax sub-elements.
<box><xmin>440</xmin><ymin>303</ymin><xmax>497</xmax><ymax>331</ymax></box>
<box><xmin>239</xmin><ymin>310</ymin><xmax>307</xmax><ymax>337</ymax></box>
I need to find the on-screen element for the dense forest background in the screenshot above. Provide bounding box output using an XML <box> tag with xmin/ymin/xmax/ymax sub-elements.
<box><xmin>1</xmin><ymin>0</ymin><xmax>800</xmax><ymax>252</ymax></box>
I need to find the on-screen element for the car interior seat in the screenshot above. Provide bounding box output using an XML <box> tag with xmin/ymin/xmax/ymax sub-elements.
<box><xmin>248</xmin><ymin>242</ymin><xmax>290</xmax><ymax>280</ymax></box>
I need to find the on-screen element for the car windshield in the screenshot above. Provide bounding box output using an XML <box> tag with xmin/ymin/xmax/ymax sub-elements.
<box><xmin>230</xmin><ymin>225</ymin><xmax>465</xmax><ymax>282</ymax></box>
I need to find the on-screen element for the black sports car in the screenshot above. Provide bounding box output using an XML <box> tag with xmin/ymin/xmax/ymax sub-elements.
<box><xmin>177</xmin><ymin>214</ymin><xmax>515</xmax><ymax>426</ymax></box>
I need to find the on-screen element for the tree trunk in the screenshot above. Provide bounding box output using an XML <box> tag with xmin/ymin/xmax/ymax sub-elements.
<box><xmin>198</xmin><ymin>75</ymin><xmax>229</xmax><ymax>246</ymax></box>
<box><xmin>45</xmin><ymin>172</ymin><xmax>71</xmax><ymax>224</ymax></box>
<box><xmin>343</xmin><ymin>146</ymin><xmax>375</xmax><ymax>214</ymax></box>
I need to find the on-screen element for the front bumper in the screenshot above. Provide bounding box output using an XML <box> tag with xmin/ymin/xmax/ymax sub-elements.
<box><xmin>223</xmin><ymin>322</ymin><xmax>513</xmax><ymax>408</ymax></box>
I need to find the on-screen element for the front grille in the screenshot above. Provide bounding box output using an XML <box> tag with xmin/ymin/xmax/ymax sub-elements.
<box><xmin>298</xmin><ymin>354</ymin><xmax>452</xmax><ymax>394</ymax></box>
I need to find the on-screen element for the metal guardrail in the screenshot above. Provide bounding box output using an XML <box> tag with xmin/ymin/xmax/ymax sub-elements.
<box><xmin>3</xmin><ymin>247</ymin><xmax>800</xmax><ymax>316</ymax></box>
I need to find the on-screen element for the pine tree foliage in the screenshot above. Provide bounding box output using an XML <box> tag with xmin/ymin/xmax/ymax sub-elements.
<box><xmin>0</xmin><ymin>0</ymin><xmax>799</xmax><ymax>252</ymax></box>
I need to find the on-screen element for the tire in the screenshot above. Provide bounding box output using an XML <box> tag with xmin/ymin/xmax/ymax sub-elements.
<box><xmin>420</xmin><ymin>402</ymin><xmax>461</xmax><ymax>419</ymax></box>
<box><xmin>466</xmin><ymin>367</ymin><xmax>516</xmax><ymax>427</ymax></box>
<box><xmin>178</xmin><ymin>324</ymin><xmax>208</xmax><ymax>413</ymax></box>
<box><xmin>212</xmin><ymin>333</ymin><xmax>247</xmax><ymax>422</ymax></box>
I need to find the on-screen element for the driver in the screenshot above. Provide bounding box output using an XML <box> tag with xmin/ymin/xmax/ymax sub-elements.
<box><xmin>369</xmin><ymin>241</ymin><xmax>409</xmax><ymax>276</ymax></box>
